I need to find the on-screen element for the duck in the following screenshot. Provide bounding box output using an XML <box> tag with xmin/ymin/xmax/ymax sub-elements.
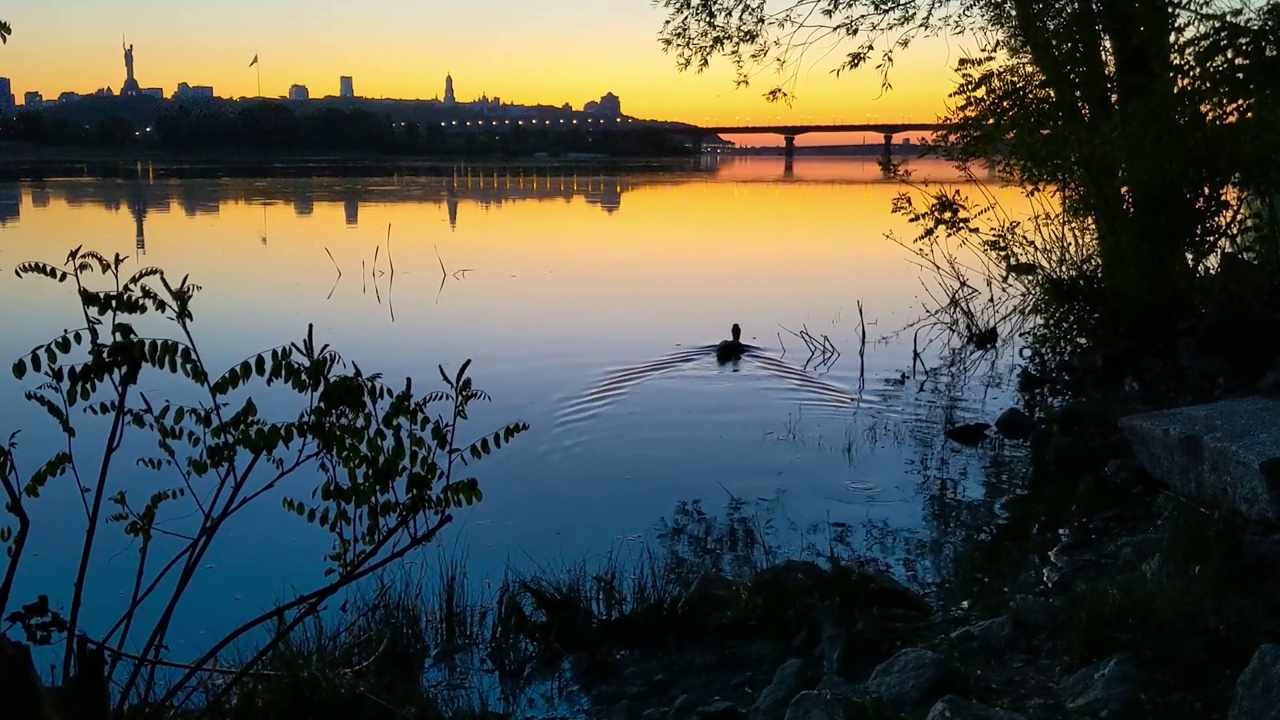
<box><xmin>716</xmin><ymin>323</ymin><xmax>747</xmax><ymax>364</ymax></box>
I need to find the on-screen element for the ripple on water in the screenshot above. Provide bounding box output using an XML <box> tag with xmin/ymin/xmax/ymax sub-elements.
<box><xmin>548</xmin><ymin>347</ymin><xmax>914</xmax><ymax>457</ymax></box>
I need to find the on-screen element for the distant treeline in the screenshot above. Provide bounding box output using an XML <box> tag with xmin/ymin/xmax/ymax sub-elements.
<box><xmin>0</xmin><ymin>100</ymin><xmax>694</xmax><ymax>158</ymax></box>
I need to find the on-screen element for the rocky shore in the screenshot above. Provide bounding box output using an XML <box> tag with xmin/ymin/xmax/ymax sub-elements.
<box><xmin>538</xmin><ymin>391</ymin><xmax>1280</xmax><ymax>720</ymax></box>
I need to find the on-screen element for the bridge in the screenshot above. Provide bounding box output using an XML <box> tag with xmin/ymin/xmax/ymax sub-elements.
<box><xmin>693</xmin><ymin>123</ymin><xmax>950</xmax><ymax>159</ymax></box>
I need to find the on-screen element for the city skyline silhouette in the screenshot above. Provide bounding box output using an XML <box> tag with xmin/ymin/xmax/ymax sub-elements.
<box><xmin>1</xmin><ymin>1</ymin><xmax>956</xmax><ymax>126</ymax></box>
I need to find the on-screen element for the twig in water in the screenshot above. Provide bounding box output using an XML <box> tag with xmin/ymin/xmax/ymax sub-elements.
<box><xmin>435</xmin><ymin>245</ymin><xmax>448</xmax><ymax>278</ymax></box>
<box><xmin>386</xmin><ymin>224</ymin><xmax>396</xmax><ymax>323</ymax></box>
<box><xmin>779</xmin><ymin>323</ymin><xmax>841</xmax><ymax>372</ymax></box>
<box><xmin>857</xmin><ymin>300</ymin><xmax>867</xmax><ymax>392</ymax></box>
<box><xmin>324</xmin><ymin>247</ymin><xmax>342</xmax><ymax>277</ymax></box>
<box><xmin>324</xmin><ymin>247</ymin><xmax>342</xmax><ymax>301</ymax></box>
<box><xmin>434</xmin><ymin>245</ymin><xmax>448</xmax><ymax>303</ymax></box>
<box><xmin>386</xmin><ymin>225</ymin><xmax>395</xmax><ymax>279</ymax></box>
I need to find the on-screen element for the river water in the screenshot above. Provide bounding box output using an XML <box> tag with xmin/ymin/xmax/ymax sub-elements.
<box><xmin>0</xmin><ymin>156</ymin><xmax>1022</xmax><ymax>662</ymax></box>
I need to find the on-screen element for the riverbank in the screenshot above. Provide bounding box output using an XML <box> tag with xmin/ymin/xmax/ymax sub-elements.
<box><xmin>0</xmin><ymin>144</ymin><xmax>706</xmax><ymax>181</ymax></box>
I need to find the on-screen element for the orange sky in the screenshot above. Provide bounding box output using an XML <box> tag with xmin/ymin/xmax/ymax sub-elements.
<box><xmin>2</xmin><ymin>1</ymin><xmax>962</xmax><ymax>131</ymax></box>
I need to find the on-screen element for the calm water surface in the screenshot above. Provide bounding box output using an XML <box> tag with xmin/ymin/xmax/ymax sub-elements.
<box><xmin>0</xmin><ymin>157</ymin><xmax>1019</xmax><ymax>658</ymax></box>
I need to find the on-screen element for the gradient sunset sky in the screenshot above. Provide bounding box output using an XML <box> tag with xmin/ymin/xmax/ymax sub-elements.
<box><xmin>2</xmin><ymin>0</ymin><xmax>961</xmax><ymax>126</ymax></box>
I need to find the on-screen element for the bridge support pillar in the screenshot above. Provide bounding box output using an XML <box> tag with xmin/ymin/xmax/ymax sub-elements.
<box><xmin>784</xmin><ymin>135</ymin><xmax>796</xmax><ymax>161</ymax></box>
<box><xmin>883</xmin><ymin>133</ymin><xmax>894</xmax><ymax>155</ymax></box>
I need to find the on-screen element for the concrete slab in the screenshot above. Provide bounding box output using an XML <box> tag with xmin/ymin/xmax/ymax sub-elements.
<box><xmin>1119</xmin><ymin>396</ymin><xmax>1280</xmax><ymax>522</ymax></box>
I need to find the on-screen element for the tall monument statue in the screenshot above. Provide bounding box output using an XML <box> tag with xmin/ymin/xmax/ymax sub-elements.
<box><xmin>121</xmin><ymin>37</ymin><xmax>141</xmax><ymax>96</ymax></box>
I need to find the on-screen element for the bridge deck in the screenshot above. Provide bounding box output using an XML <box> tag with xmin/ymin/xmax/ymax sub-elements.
<box><xmin>697</xmin><ymin>123</ymin><xmax>947</xmax><ymax>135</ymax></box>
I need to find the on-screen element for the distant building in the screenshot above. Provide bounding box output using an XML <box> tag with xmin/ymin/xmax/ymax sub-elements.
<box><xmin>23</xmin><ymin>91</ymin><xmax>44</xmax><ymax>110</ymax></box>
<box><xmin>95</xmin><ymin>87</ymin><xmax>115</xmax><ymax>98</ymax></box>
<box><xmin>289</xmin><ymin>84</ymin><xmax>310</xmax><ymax>101</ymax></box>
<box><xmin>443</xmin><ymin>74</ymin><xmax>455</xmax><ymax>104</ymax></box>
<box><xmin>174</xmin><ymin>83</ymin><xmax>214</xmax><ymax>100</ymax></box>
<box><xmin>0</xmin><ymin>78</ymin><xmax>14</xmax><ymax>116</ymax></box>
<box><xmin>584</xmin><ymin>92</ymin><xmax>621</xmax><ymax>117</ymax></box>
<box><xmin>598</xmin><ymin>92</ymin><xmax>621</xmax><ymax>117</ymax></box>
<box><xmin>142</xmin><ymin>88</ymin><xmax>164</xmax><ymax>99</ymax></box>
<box><xmin>339</xmin><ymin>76</ymin><xmax>354</xmax><ymax>98</ymax></box>
<box><xmin>57</xmin><ymin>91</ymin><xmax>82</xmax><ymax>104</ymax></box>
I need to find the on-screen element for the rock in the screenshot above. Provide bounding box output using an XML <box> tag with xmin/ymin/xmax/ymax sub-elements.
<box><xmin>750</xmin><ymin>658</ymin><xmax>809</xmax><ymax>720</ymax></box>
<box><xmin>1228</xmin><ymin>644</ymin><xmax>1280</xmax><ymax>720</ymax></box>
<box><xmin>945</xmin><ymin>423</ymin><xmax>991</xmax><ymax>447</ymax></box>
<box><xmin>1256</xmin><ymin>371</ymin><xmax>1280</xmax><ymax>398</ymax></box>
<box><xmin>641</xmin><ymin>710</ymin><xmax>667</xmax><ymax>720</ymax></box>
<box><xmin>610</xmin><ymin>700</ymin><xmax>638</xmax><ymax>720</ymax></box>
<box><xmin>783</xmin><ymin>690</ymin><xmax>867</xmax><ymax>720</ymax></box>
<box><xmin>754</xmin><ymin>560</ymin><xmax>828</xmax><ymax>597</ymax></box>
<box><xmin>995</xmin><ymin>408</ymin><xmax>1037</xmax><ymax>441</ymax></box>
<box><xmin>782</xmin><ymin>678</ymin><xmax>871</xmax><ymax>720</ymax></box>
<box><xmin>678</xmin><ymin>570</ymin><xmax>742</xmax><ymax>617</ymax></box>
<box><xmin>1008</xmin><ymin>596</ymin><xmax>1054</xmax><ymax>634</ymax></box>
<box><xmin>1059</xmin><ymin>654</ymin><xmax>1140</xmax><ymax>718</ymax></box>
<box><xmin>697</xmin><ymin>700</ymin><xmax>747</xmax><ymax>719</ymax></box>
<box><xmin>1118</xmin><ymin>397</ymin><xmax>1280</xmax><ymax>522</ymax></box>
<box><xmin>672</xmin><ymin>695</ymin><xmax>697</xmax><ymax>720</ymax></box>
<box><xmin>813</xmin><ymin>603</ymin><xmax>849</xmax><ymax>678</ymax></box>
<box><xmin>814</xmin><ymin>675</ymin><xmax>859</xmax><ymax>699</ymax></box>
<box><xmin>1104</xmin><ymin>458</ymin><xmax>1142</xmax><ymax>483</ymax></box>
<box><xmin>864</xmin><ymin>648</ymin><xmax>954</xmax><ymax>711</ymax></box>
<box><xmin>1112</xmin><ymin>534</ymin><xmax>1162</xmax><ymax>565</ymax></box>
<box><xmin>784</xmin><ymin>691</ymin><xmax>831</xmax><ymax>720</ymax></box>
<box><xmin>950</xmin><ymin>616</ymin><xmax>1022</xmax><ymax>655</ymax></box>
<box><xmin>927</xmin><ymin>696</ymin><xmax>1027</xmax><ymax>720</ymax></box>
<box><xmin>840</xmin><ymin>561</ymin><xmax>934</xmax><ymax>617</ymax></box>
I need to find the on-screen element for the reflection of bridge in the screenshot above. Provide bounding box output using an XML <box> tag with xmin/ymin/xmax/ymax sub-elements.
<box><xmin>695</xmin><ymin>123</ymin><xmax>949</xmax><ymax>160</ymax></box>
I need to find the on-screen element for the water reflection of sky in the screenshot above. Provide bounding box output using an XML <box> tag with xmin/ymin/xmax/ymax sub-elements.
<box><xmin>0</xmin><ymin>157</ymin><xmax>1022</xmax><ymax>660</ymax></box>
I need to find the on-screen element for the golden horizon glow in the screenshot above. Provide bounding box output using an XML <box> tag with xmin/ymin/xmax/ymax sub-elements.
<box><xmin>3</xmin><ymin>1</ymin><xmax>961</xmax><ymax>128</ymax></box>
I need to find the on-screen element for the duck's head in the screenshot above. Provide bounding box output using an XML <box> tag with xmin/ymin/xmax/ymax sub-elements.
<box><xmin>731</xmin><ymin>323</ymin><xmax>741</xmax><ymax>342</ymax></box>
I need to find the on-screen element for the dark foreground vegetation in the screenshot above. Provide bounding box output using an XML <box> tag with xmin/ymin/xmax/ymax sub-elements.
<box><xmin>0</xmin><ymin>97</ymin><xmax>695</xmax><ymax>161</ymax></box>
<box><xmin>0</xmin><ymin>248</ymin><xmax>528</xmax><ymax>719</ymax></box>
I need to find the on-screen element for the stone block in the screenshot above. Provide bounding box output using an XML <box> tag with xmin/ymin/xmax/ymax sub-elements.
<box><xmin>1119</xmin><ymin>397</ymin><xmax>1280</xmax><ymax>521</ymax></box>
